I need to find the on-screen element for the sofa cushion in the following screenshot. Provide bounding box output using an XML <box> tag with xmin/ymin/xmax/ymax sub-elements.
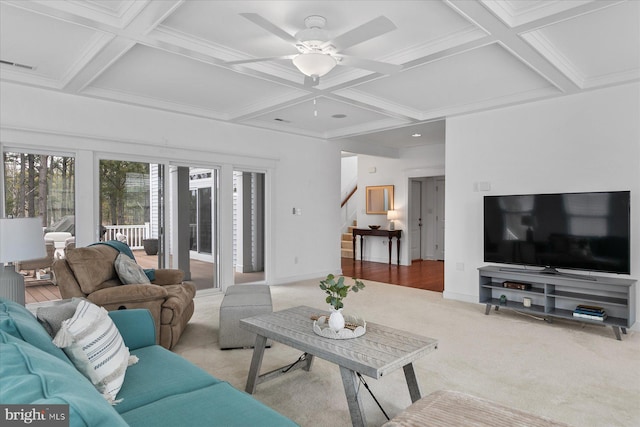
<box><xmin>113</xmin><ymin>344</ymin><xmax>220</xmax><ymax>414</ymax></box>
<box><xmin>120</xmin><ymin>382</ymin><xmax>299</xmax><ymax>427</ymax></box>
<box><xmin>66</xmin><ymin>245</ymin><xmax>119</xmax><ymax>293</ymax></box>
<box><xmin>53</xmin><ymin>300</ymin><xmax>134</xmax><ymax>403</ymax></box>
<box><xmin>114</xmin><ymin>253</ymin><xmax>150</xmax><ymax>285</ymax></box>
<box><xmin>0</xmin><ymin>298</ymin><xmax>69</xmax><ymax>364</ymax></box>
<box><xmin>0</xmin><ymin>330</ymin><xmax>128</xmax><ymax>427</ymax></box>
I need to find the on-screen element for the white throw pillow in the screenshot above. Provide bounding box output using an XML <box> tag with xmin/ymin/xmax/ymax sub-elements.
<box><xmin>114</xmin><ymin>253</ymin><xmax>150</xmax><ymax>285</ymax></box>
<box><xmin>53</xmin><ymin>299</ymin><xmax>137</xmax><ymax>404</ymax></box>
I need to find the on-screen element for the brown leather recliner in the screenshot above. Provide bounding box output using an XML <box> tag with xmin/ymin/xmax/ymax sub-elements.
<box><xmin>52</xmin><ymin>244</ymin><xmax>195</xmax><ymax>349</ymax></box>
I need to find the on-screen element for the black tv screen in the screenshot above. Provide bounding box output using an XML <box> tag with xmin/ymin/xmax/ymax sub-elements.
<box><xmin>484</xmin><ymin>191</ymin><xmax>630</xmax><ymax>274</ymax></box>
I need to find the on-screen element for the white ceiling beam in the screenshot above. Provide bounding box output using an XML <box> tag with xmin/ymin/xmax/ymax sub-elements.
<box><xmin>447</xmin><ymin>0</ymin><xmax>580</xmax><ymax>94</ymax></box>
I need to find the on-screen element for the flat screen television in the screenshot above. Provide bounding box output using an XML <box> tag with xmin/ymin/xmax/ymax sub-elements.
<box><xmin>484</xmin><ymin>191</ymin><xmax>630</xmax><ymax>275</ymax></box>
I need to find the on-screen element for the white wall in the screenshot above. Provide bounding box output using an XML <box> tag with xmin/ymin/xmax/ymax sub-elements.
<box><xmin>444</xmin><ymin>83</ymin><xmax>640</xmax><ymax>329</ymax></box>
<box><xmin>340</xmin><ymin>155</ymin><xmax>358</xmax><ymax>231</ymax></box>
<box><xmin>341</xmin><ymin>155</ymin><xmax>358</xmax><ymax>197</ymax></box>
<box><xmin>356</xmin><ymin>144</ymin><xmax>445</xmax><ymax>265</ymax></box>
<box><xmin>0</xmin><ymin>82</ymin><xmax>342</xmax><ymax>287</ymax></box>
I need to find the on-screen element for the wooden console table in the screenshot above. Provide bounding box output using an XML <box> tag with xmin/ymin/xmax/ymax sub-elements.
<box><xmin>352</xmin><ymin>228</ymin><xmax>402</xmax><ymax>265</ymax></box>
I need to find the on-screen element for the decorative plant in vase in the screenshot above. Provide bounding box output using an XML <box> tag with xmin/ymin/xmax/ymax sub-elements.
<box><xmin>319</xmin><ymin>274</ymin><xmax>365</xmax><ymax>331</ymax></box>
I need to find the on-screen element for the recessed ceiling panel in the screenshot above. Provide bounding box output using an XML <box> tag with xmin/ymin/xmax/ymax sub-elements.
<box><xmin>88</xmin><ymin>44</ymin><xmax>307</xmax><ymax>116</ymax></box>
<box><xmin>482</xmin><ymin>0</ymin><xmax>593</xmax><ymax>27</ymax></box>
<box><xmin>82</xmin><ymin>0</ymin><xmax>130</xmax><ymax>15</ymax></box>
<box><xmin>0</xmin><ymin>3</ymin><xmax>103</xmax><ymax>81</ymax></box>
<box><xmin>245</xmin><ymin>96</ymin><xmax>404</xmax><ymax>136</ymax></box>
<box><xmin>523</xmin><ymin>1</ymin><xmax>640</xmax><ymax>86</ymax></box>
<box><xmin>344</xmin><ymin>43</ymin><xmax>556</xmax><ymax>114</ymax></box>
<box><xmin>341</xmin><ymin>121</ymin><xmax>446</xmax><ymax>150</ymax></box>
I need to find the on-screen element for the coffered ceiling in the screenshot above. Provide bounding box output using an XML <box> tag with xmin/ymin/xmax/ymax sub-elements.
<box><xmin>1</xmin><ymin>1</ymin><xmax>638</xmax><ymax>152</ymax></box>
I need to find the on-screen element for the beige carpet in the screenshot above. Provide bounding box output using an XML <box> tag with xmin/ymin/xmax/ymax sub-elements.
<box><xmin>172</xmin><ymin>279</ymin><xmax>640</xmax><ymax>427</ymax></box>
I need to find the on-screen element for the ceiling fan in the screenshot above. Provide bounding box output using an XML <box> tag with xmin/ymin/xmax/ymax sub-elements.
<box><xmin>226</xmin><ymin>13</ymin><xmax>402</xmax><ymax>86</ymax></box>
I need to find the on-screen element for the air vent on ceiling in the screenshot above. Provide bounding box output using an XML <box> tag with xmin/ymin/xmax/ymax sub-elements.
<box><xmin>274</xmin><ymin>118</ymin><xmax>291</xmax><ymax>123</ymax></box>
<box><xmin>0</xmin><ymin>59</ymin><xmax>36</xmax><ymax>70</ymax></box>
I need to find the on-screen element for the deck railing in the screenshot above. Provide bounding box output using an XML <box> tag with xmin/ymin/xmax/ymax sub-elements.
<box><xmin>103</xmin><ymin>223</ymin><xmax>150</xmax><ymax>249</ymax></box>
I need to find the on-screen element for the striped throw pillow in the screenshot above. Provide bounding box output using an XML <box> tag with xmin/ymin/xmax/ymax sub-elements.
<box><xmin>53</xmin><ymin>299</ymin><xmax>137</xmax><ymax>404</ymax></box>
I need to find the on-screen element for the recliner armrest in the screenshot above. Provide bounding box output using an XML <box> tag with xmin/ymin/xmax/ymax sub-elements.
<box><xmin>88</xmin><ymin>283</ymin><xmax>169</xmax><ymax>306</ymax></box>
<box><xmin>108</xmin><ymin>309</ymin><xmax>156</xmax><ymax>350</ymax></box>
<box><xmin>152</xmin><ymin>268</ymin><xmax>184</xmax><ymax>285</ymax></box>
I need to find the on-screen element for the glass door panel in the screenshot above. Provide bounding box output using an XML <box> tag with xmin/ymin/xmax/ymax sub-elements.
<box><xmin>3</xmin><ymin>151</ymin><xmax>75</xmax><ymax>303</ymax></box>
<box><xmin>183</xmin><ymin>167</ymin><xmax>218</xmax><ymax>290</ymax></box>
<box><xmin>99</xmin><ymin>159</ymin><xmax>157</xmax><ymax>266</ymax></box>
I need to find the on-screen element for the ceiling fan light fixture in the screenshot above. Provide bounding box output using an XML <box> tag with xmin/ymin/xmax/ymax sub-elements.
<box><xmin>292</xmin><ymin>52</ymin><xmax>337</xmax><ymax>77</ymax></box>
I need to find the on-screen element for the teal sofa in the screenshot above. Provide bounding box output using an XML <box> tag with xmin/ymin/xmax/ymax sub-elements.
<box><xmin>0</xmin><ymin>298</ymin><xmax>298</xmax><ymax>427</ymax></box>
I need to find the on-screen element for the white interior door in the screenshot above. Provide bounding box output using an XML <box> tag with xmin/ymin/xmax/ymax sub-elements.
<box><xmin>410</xmin><ymin>180</ymin><xmax>422</xmax><ymax>260</ymax></box>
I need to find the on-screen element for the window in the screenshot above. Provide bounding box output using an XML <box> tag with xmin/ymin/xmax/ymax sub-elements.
<box><xmin>3</xmin><ymin>151</ymin><xmax>75</xmax><ymax>230</ymax></box>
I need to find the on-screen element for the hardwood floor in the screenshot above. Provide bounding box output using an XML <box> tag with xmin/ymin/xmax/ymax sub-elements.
<box><xmin>341</xmin><ymin>258</ymin><xmax>444</xmax><ymax>292</ymax></box>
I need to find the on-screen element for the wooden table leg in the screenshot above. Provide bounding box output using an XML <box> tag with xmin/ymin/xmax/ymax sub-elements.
<box><xmin>339</xmin><ymin>366</ymin><xmax>367</xmax><ymax>427</ymax></box>
<box><xmin>245</xmin><ymin>334</ymin><xmax>268</xmax><ymax>394</ymax></box>
<box><xmin>388</xmin><ymin>237</ymin><xmax>392</xmax><ymax>264</ymax></box>
<box><xmin>352</xmin><ymin>233</ymin><xmax>356</xmax><ymax>261</ymax></box>
<box><xmin>396</xmin><ymin>236</ymin><xmax>401</xmax><ymax>265</ymax></box>
<box><xmin>403</xmin><ymin>363</ymin><xmax>422</xmax><ymax>403</ymax></box>
<box><xmin>359</xmin><ymin>236</ymin><xmax>364</xmax><ymax>262</ymax></box>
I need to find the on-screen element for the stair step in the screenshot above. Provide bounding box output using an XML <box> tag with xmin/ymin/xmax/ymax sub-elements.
<box><xmin>342</xmin><ymin>233</ymin><xmax>352</xmax><ymax>241</ymax></box>
<box><xmin>341</xmin><ymin>241</ymin><xmax>352</xmax><ymax>249</ymax></box>
<box><xmin>341</xmin><ymin>249</ymin><xmax>353</xmax><ymax>258</ymax></box>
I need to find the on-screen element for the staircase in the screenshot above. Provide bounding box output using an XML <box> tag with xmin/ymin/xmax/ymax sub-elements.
<box><xmin>341</xmin><ymin>221</ymin><xmax>356</xmax><ymax>258</ymax></box>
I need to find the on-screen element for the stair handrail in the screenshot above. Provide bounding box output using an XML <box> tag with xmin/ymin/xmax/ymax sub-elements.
<box><xmin>341</xmin><ymin>185</ymin><xmax>357</xmax><ymax>208</ymax></box>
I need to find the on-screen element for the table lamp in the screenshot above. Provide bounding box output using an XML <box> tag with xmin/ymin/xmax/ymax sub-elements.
<box><xmin>387</xmin><ymin>210</ymin><xmax>398</xmax><ymax>231</ymax></box>
<box><xmin>0</xmin><ymin>217</ymin><xmax>47</xmax><ymax>305</ymax></box>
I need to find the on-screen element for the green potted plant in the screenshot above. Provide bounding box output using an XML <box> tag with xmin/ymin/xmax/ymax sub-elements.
<box><xmin>319</xmin><ymin>274</ymin><xmax>365</xmax><ymax>331</ymax></box>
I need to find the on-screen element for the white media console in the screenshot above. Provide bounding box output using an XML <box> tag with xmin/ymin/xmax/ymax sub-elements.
<box><xmin>479</xmin><ymin>266</ymin><xmax>636</xmax><ymax>340</ymax></box>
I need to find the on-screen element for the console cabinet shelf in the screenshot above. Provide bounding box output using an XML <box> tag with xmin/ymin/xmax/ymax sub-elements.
<box><xmin>479</xmin><ymin>266</ymin><xmax>636</xmax><ymax>340</ymax></box>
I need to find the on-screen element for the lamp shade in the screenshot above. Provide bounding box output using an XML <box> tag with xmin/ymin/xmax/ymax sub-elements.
<box><xmin>387</xmin><ymin>210</ymin><xmax>398</xmax><ymax>221</ymax></box>
<box><xmin>0</xmin><ymin>217</ymin><xmax>47</xmax><ymax>263</ymax></box>
<box><xmin>292</xmin><ymin>52</ymin><xmax>337</xmax><ymax>77</ymax></box>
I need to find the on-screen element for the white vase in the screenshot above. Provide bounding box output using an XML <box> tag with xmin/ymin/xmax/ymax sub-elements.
<box><xmin>328</xmin><ymin>308</ymin><xmax>345</xmax><ymax>331</ymax></box>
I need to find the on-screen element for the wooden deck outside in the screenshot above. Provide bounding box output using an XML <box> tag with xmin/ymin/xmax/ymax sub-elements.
<box><xmin>25</xmin><ymin>279</ymin><xmax>61</xmax><ymax>304</ymax></box>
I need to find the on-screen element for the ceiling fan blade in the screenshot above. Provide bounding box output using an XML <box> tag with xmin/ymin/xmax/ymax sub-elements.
<box><xmin>304</xmin><ymin>75</ymin><xmax>320</xmax><ymax>87</ymax></box>
<box><xmin>327</xmin><ymin>16</ymin><xmax>397</xmax><ymax>51</ymax></box>
<box><xmin>336</xmin><ymin>55</ymin><xmax>402</xmax><ymax>75</ymax></box>
<box><xmin>240</xmin><ymin>13</ymin><xmax>298</xmax><ymax>44</ymax></box>
<box><xmin>226</xmin><ymin>55</ymin><xmax>296</xmax><ymax>65</ymax></box>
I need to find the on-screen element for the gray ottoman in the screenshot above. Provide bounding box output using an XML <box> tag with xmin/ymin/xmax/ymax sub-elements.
<box><xmin>219</xmin><ymin>285</ymin><xmax>273</xmax><ymax>349</ymax></box>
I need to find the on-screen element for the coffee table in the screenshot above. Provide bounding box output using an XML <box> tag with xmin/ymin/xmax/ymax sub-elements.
<box><xmin>239</xmin><ymin>305</ymin><xmax>438</xmax><ymax>427</ymax></box>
